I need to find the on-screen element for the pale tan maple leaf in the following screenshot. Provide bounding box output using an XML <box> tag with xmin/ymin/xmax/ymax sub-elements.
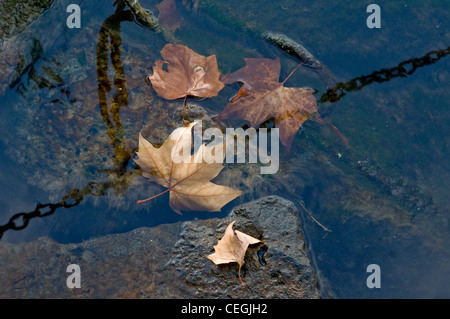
<box><xmin>207</xmin><ymin>220</ymin><xmax>261</xmax><ymax>285</ymax></box>
<box><xmin>134</xmin><ymin>122</ymin><xmax>242</xmax><ymax>214</ymax></box>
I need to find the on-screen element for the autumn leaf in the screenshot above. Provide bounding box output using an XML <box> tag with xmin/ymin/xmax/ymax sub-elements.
<box><xmin>156</xmin><ymin>0</ymin><xmax>181</xmax><ymax>32</ymax></box>
<box><xmin>207</xmin><ymin>220</ymin><xmax>261</xmax><ymax>286</ymax></box>
<box><xmin>134</xmin><ymin>122</ymin><xmax>242</xmax><ymax>214</ymax></box>
<box><xmin>148</xmin><ymin>44</ymin><xmax>225</xmax><ymax>100</ymax></box>
<box><xmin>214</xmin><ymin>57</ymin><xmax>318</xmax><ymax>151</ymax></box>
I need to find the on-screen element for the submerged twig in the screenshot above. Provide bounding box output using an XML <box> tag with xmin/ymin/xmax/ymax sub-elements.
<box><xmin>298</xmin><ymin>200</ymin><xmax>332</xmax><ymax>232</ymax></box>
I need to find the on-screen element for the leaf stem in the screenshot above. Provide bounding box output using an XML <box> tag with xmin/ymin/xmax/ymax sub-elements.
<box><xmin>137</xmin><ymin>187</ymin><xmax>171</xmax><ymax>204</ymax></box>
<box><xmin>137</xmin><ymin>161</ymin><xmax>210</xmax><ymax>205</ymax></box>
<box><xmin>181</xmin><ymin>95</ymin><xmax>188</xmax><ymax>121</ymax></box>
<box><xmin>281</xmin><ymin>62</ymin><xmax>304</xmax><ymax>85</ymax></box>
<box><xmin>238</xmin><ymin>265</ymin><xmax>245</xmax><ymax>287</ymax></box>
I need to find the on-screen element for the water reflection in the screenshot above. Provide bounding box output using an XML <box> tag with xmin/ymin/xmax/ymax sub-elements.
<box><xmin>1</xmin><ymin>2</ymin><xmax>136</xmax><ymax>239</ymax></box>
<box><xmin>0</xmin><ymin>0</ymin><xmax>448</xmax><ymax>299</ymax></box>
<box><xmin>96</xmin><ymin>1</ymin><xmax>136</xmax><ymax>189</ymax></box>
<box><xmin>1</xmin><ymin>1</ymin><xmax>449</xmax><ymax>243</ymax></box>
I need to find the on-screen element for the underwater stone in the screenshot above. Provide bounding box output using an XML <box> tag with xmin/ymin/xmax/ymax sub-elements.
<box><xmin>0</xmin><ymin>196</ymin><xmax>320</xmax><ymax>298</ymax></box>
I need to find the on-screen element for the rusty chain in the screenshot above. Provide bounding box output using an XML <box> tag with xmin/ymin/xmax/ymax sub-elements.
<box><xmin>1</xmin><ymin>2</ymin><xmax>448</xmax><ymax>239</ymax></box>
<box><xmin>320</xmin><ymin>45</ymin><xmax>450</xmax><ymax>104</ymax></box>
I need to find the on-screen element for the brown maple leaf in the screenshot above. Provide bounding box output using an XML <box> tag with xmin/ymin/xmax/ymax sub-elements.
<box><xmin>134</xmin><ymin>122</ymin><xmax>242</xmax><ymax>214</ymax></box>
<box><xmin>148</xmin><ymin>44</ymin><xmax>225</xmax><ymax>100</ymax></box>
<box><xmin>214</xmin><ymin>57</ymin><xmax>318</xmax><ymax>151</ymax></box>
<box><xmin>207</xmin><ymin>220</ymin><xmax>261</xmax><ymax>286</ymax></box>
<box><xmin>156</xmin><ymin>0</ymin><xmax>181</xmax><ymax>32</ymax></box>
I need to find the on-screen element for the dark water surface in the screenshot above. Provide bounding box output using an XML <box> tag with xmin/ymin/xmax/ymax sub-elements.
<box><xmin>0</xmin><ymin>0</ymin><xmax>449</xmax><ymax>298</ymax></box>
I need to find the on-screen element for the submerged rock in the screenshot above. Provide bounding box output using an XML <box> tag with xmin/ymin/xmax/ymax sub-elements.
<box><xmin>0</xmin><ymin>196</ymin><xmax>320</xmax><ymax>298</ymax></box>
<box><xmin>0</xmin><ymin>0</ymin><xmax>53</xmax><ymax>40</ymax></box>
<box><xmin>263</xmin><ymin>32</ymin><xmax>337</xmax><ymax>89</ymax></box>
<box><xmin>169</xmin><ymin>196</ymin><xmax>320</xmax><ymax>298</ymax></box>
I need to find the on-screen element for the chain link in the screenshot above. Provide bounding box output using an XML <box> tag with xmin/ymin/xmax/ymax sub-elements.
<box><xmin>320</xmin><ymin>46</ymin><xmax>450</xmax><ymax>103</ymax></box>
<box><xmin>0</xmin><ymin>181</ymin><xmax>111</xmax><ymax>238</ymax></box>
<box><xmin>2</xmin><ymin>44</ymin><xmax>448</xmax><ymax>238</ymax></box>
<box><xmin>0</xmin><ymin>3</ymin><xmax>134</xmax><ymax>239</ymax></box>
